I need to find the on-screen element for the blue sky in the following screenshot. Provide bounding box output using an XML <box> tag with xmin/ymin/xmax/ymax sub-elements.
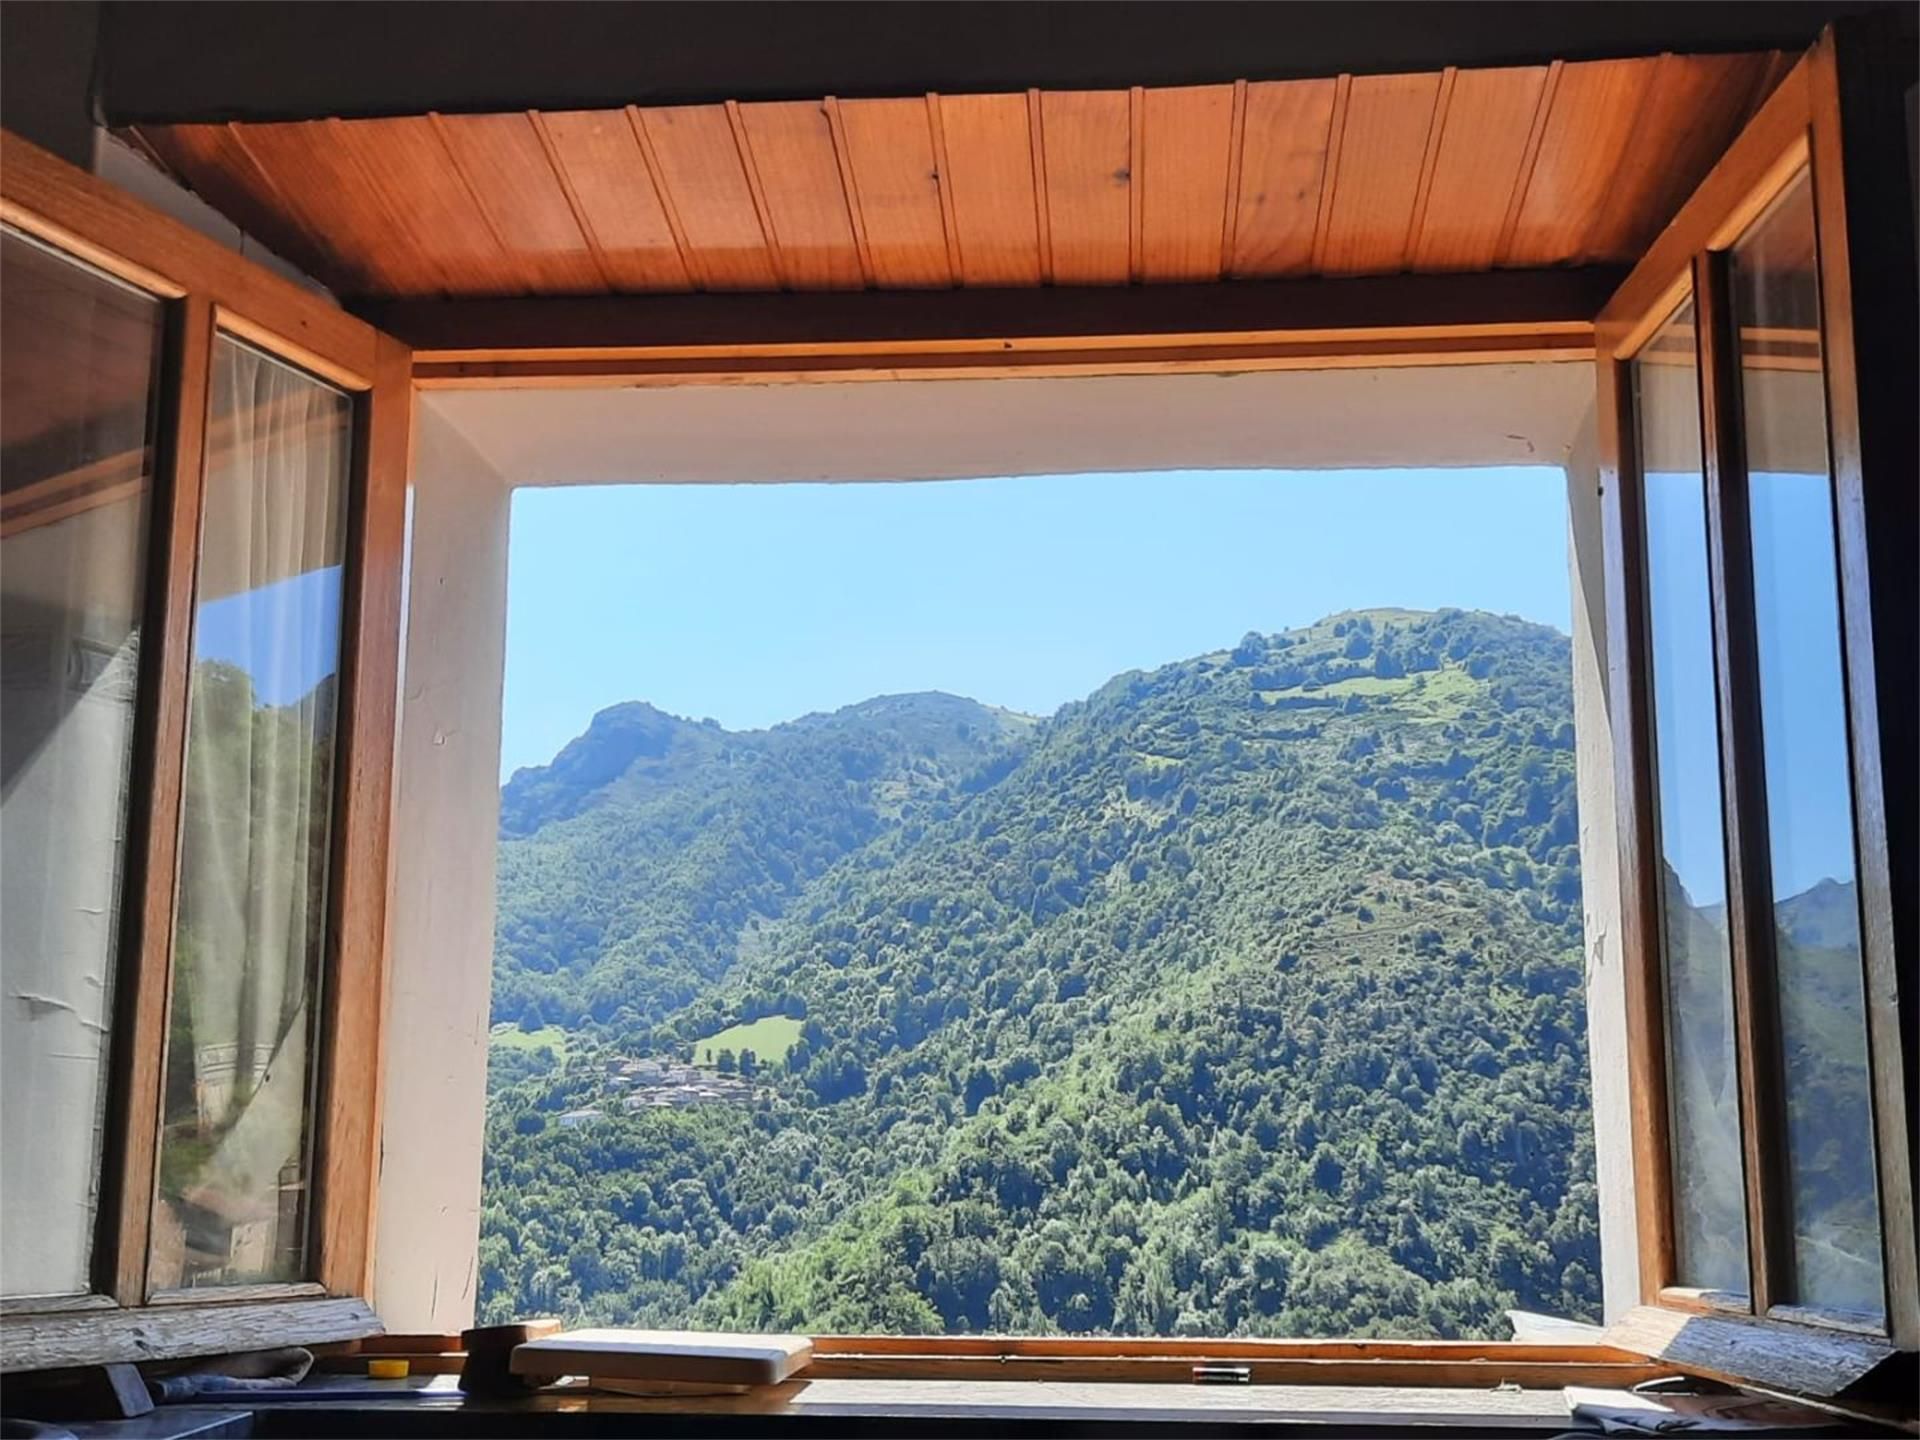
<box><xmin>501</xmin><ymin>467</ymin><xmax>1575</xmax><ymax>779</ymax></box>
<box><xmin>194</xmin><ymin>564</ymin><xmax>343</xmax><ymax>705</ymax></box>
<box><xmin>1644</xmin><ymin>468</ymin><xmax>1859</xmax><ymax>907</ymax></box>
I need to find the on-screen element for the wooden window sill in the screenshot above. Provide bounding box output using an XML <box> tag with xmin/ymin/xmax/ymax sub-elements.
<box><xmin>1603</xmin><ymin>1303</ymin><xmax>1908</xmax><ymax>1400</ymax></box>
<box><xmin>115</xmin><ymin>1375</ymin><xmax>1600</xmax><ymax>1434</ymax></box>
<box><xmin>0</xmin><ymin>1296</ymin><xmax>380</xmax><ymax>1374</ymax></box>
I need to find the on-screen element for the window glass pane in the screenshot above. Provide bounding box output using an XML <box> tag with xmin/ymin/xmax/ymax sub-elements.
<box><xmin>1732</xmin><ymin>170</ymin><xmax>1883</xmax><ymax>1320</ymax></box>
<box><xmin>150</xmin><ymin>337</ymin><xmax>352</xmax><ymax>1290</ymax></box>
<box><xmin>1633</xmin><ymin>301</ymin><xmax>1750</xmax><ymax>1296</ymax></box>
<box><xmin>0</xmin><ymin>230</ymin><xmax>164</xmax><ymax>1297</ymax></box>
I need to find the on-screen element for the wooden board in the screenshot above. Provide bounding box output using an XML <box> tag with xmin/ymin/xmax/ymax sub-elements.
<box><xmin>536</xmin><ymin>111</ymin><xmax>691</xmax><ymax>293</ymax></box>
<box><xmin>426</xmin><ymin>113</ymin><xmax>604</xmax><ymax>293</ymax></box>
<box><xmin>1409</xmin><ymin>65</ymin><xmax>1550</xmax><ymax>272</ymax></box>
<box><xmin>1037</xmin><ymin>91</ymin><xmax>1131</xmax><ymax>286</ymax></box>
<box><xmin>631</xmin><ymin>105</ymin><xmax>779</xmax><ymax>291</ymax></box>
<box><xmin>512</xmin><ymin>1330</ymin><xmax>813</xmax><ymax>1386</ymax></box>
<box><xmin>1317</xmin><ymin>71</ymin><xmax>1444</xmax><ymax>276</ymax></box>
<box><xmin>934</xmin><ymin>93</ymin><xmax>1042</xmax><ymax>287</ymax></box>
<box><xmin>1581</xmin><ymin>52</ymin><xmax>1778</xmax><ymax>261</ymax></box>
<box><xmin>0</xmin><ymin>1297</ymin><xmax>381</xmax><ymax>1374</ymax></box>
<box><xmin>135</xmin><ymin>50</ymin><xmax>1777</xmax><ymax>301</ymax></box>
<box><xmin>1602</xmin><ymin>1305</ymin><xmax>1896</xmax><ymax>1399</ymax></box>
<box><xmin>1138</xmin><ymin>84</ymin><xmax>1235</xmax><ymax>282</ymax></box>
<box><xmin>329</xmin><ymin>117</ymin><xmax>524</xmax><ymax>297</ymax></box>
<box><xmin>1229</xmin><ymin>79</ymin><xmax>1337</xmax><ymax>279</ymax></box>
<box><xmin>1504</xmin><ymin>58</ymin><xmax>1658</xmax><ymax>267</ymax></box>
<box><xmin>832</xmin><ymin>97</ymin><xmax>952</xmax><ymax>288</ymax></box>
<box><xmin>731</xmin><ymin>100</ymin><xmax>865</xmax><ymax>291</ymax></box>
<box><xmin>221</xmin><ymin>121</ymin><xmax>414</xmax><ymax>296</ymax></box>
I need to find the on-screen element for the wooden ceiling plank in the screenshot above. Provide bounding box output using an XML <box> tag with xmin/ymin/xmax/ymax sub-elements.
<box><xmin>1400</xmin><ymin>67</ymin><xmax>1456</xmax><ymax>264</ymax></box>
<box><xmin>1037</xmin><ymin>89</ymin><xmax>1131</xmax><ymax>287</ymax></box>
<box><xmin>632</xmin><ymin>104</ymin><xmax>782</xmax><ymax>292</ymax></box>
<box><xmin>428</xmin><ymin>112</ymin><xmax>606</xmax><ymax>294</ymax></box>
<box><xmin>221</xmin><ymin>121</ymin><xmax>415</xmax><ymax>296</ymax></box>
<box><xmin>822</xmin><ymin>98</ymin><xmax>878</xmax><ymax>286</ymax></box>
<box><xmin>1491</xmin><ymin>61</ymin><xmax>1562</xmax><ymax>269</ymax></box>
<box><xmin>1026</xmin><ymin>89</ymin><xmax>1054</xmax><ymax>284</ymax></box>
<box><xmin>1317</xmin><ymin>70</ymin><xmax>1445</xmax><ymax>277</ymax></box>
<box><xmin>1581</xmin><ymin>52</ymin><xmax>1777</xmax><ymax>263</ymax></box>
<box><xmin>1228</xmin><ymin>78</ymin><xmax>1337</xmax><ymax>278</ymax></box>
<box><xmin>833</xmin><ymin>97</ymin><xmax>950</xmax><ymax>288</ymax></box>
<box><xmin>734</xmin><ymin>99</ymin><xmax>867</xmax><ymax>291</ymax></box>
<box><xmin>1307</xmin><ymin>75</ymin><xmax>1352</xmax><ymax>274</ymax></box>
<box><xmin>724</xmin><ymin>101</ymin><xmax>794</xmax><ymax>289</ymax></box>
<box><xmin>528</xmin><ymin>111</ymin><xmax>619</xmax><ymax>292</ymax></box>
<box><xmin>1408</xmin><ymin>64</ymin><xmax>1551</xmax><ymax>273</ymax></box>
<box><xmin>425</xmin><ymin>111</ymin><xmax>522</xmax><ymax>292</ymax></box>
<box><xmin>1127</xmin><ymin>86</ymin><xmax>1145</xmax><ymax>282</ymax></box>
<box><xmin>925</xmin><ymin>95</ymin><xmax>967</xmax><ymax>283</ymax></box>
<box><xmin>1139</xmin><ymin>83</ymin><xmax>1236</xmax><ymax>283</ymax></box>
<box><xmin>135</xmin><ymin>124</ymin><xmax>347</xmax><ymax>293</ymax></box>
<box><xmin>1503</xmin><ymin>56</ymin><xmax>1659</xmax><ymax>268</ymax></box>
<box><xmin>624</xmin><ymin>105</ymin><xmax>709</xmax><ymax>291</ymax></box>
<box><xmin>1219</xmin><ymin>80</ymin><xmax>1249</xmax><ymax>274</ymax></box>
<box><xmin>535</xmin><ymin>109</ymin><xmax>691</xmax><ymax>293</ymax></box>
<box><xmin>328</xmin><ymin>117</ymin><xmax>522</xmax><ymax>297</ymax></box>
<box><xmin>935</xmin><ymin>92</ymin><xmax>1043</xmax><ymax>287</ymax></box>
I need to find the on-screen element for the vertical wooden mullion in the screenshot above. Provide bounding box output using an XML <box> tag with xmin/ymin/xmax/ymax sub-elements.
<box><xmin>96</xmin><ymin>293</ymin><xmax>215</xmax><ymax>1307</ymax></box>
<box><xmin>311</xmin><ymin>334</ymin><xmax>413</xmax><ymax>1298</ymax></box>
<box><xmin>1694</xmin><ymin>250</ymin><xmax>1791</xmax><ymax>1315</ymax></box>
<box><xmin>1595</xmin><ymin>341</ymin><xmax>1679</xmax><ymax>1302</ymax></box>
<box><xmin>1806</xmin><ymin>22</ymin><xmax>1920</xmax><ymax>1347</ymax></box>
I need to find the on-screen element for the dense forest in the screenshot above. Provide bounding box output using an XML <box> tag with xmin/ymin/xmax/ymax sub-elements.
<box><xmin>481</xmin><ymin>608</ymin><xmax>1607</xmax><ymax>1337</ymax></box>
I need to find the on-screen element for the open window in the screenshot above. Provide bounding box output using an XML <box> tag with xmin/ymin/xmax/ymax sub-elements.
<box><xmin>1593</xmin><ymin>26</ymin><xmax>1917</xmax><ymax>1385</ymax></box>
<box><xmin>0</xmin><ymin>9</ymin><xmax>1912</xmax><ymax>1429</ymax></box>
<box><xmin>0</xmin><ymin>134</ymin><xmax>412</xmax><ymax>1368</ymax></box>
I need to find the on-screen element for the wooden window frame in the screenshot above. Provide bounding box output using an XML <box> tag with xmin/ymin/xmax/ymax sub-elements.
<box><xmin>0</xmin><ymin>131</ymin><xmax>413</xmax><ymax>1372</ymax></box>
<box><xmin>1594</xmin><ymin>22</ymin><xmax>1918</xmax><ymax>1377</ymax></box>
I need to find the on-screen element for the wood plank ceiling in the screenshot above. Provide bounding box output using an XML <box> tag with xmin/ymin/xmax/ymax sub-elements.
<box><xmin>132</xmin><ymin>50</ymin><xmax>1787</xmax><ymax>303</ymax></box>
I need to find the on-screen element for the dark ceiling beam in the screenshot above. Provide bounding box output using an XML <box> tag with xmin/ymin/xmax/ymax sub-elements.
<box><xmin>96</xmin><ymin>1</ymin><xmax>1900</xmax><ymax>124</ymax></box>
<box><xmin>358</xmin><ymin>266</ymin><xmax>1624</xmax><ymax>385</ymax></box>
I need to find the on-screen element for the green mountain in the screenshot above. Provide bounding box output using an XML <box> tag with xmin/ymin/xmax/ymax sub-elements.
<box><xmin>480</xmin><ymin>608</ymin><xmax>1601</xmax><ymax>1338</ymax></box>
<box><xmin>493</xmin><ymin>692</ymin><xmax>1035</xmax><ymax>1032</ymax></box>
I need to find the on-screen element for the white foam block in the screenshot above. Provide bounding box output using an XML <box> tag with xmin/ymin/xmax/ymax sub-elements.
<box><xmin>510</xmin><ymin>1330</ymin><xmax>813</xmax><ymax>1386</ymax></box>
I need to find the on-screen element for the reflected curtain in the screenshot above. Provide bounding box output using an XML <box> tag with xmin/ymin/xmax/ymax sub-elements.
<box><xmin>158</xmin><ymin>339</ymin><xmax>349</xmax><ymax>1286</ymax></box>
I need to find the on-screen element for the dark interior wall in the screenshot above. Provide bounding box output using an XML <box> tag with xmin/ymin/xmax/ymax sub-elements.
<box><xmin>93</xmin><ymin>0</ymin><xmax>1902</xmax><ymax>123</ymax></box>
<box><xmin>2</xmin><ymin>0</ymin><xmax>100</xmax><ymax>167</ymax></box>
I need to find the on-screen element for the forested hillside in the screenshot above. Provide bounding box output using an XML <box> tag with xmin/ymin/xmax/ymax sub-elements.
<box><xmin>481</xmin><ymin>608</ymin><xmax>1605</xmax><ymax>1337</ymax></box>
<box><xmin>493</xmin><ymin>692</ymin><xmax>1033</xmax><ymax>1030</ymax></box>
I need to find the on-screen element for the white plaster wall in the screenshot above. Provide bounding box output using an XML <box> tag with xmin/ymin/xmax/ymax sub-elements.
<box><xmin>427</xmin><ymin>362</ymin><xmax>1593</xmax><ymax>488</ymax></box>
<box><xmin>372</xmin><ymin>405</ymin><xmax>513</xmax><ymax>1332</ymax></box>
<box><xmin>1564</xmin><ymin>405</ymin><xmax>1641</xmax><ymax>1322</ymax></box>
<box><xmin>398</xmin><ymin>363</ymin><xmax>1630</xmax><ymax>1331</ymax></box>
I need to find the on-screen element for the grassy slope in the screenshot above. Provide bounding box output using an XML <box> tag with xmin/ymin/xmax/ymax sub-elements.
<box><xmin>693</xmin><ymin>1015</ymin><xmax>805</xmax><ymax>1065</ymax></box>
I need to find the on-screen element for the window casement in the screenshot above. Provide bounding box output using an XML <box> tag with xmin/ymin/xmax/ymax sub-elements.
<box><xmin>0</xmin><ymin>131</ymin><xmax>412</xmax><ymax>1372</ymax></box>
<box><xmin>1594</xmin><ymin>24</ymin><xmax>1917</xmax><ymax>1382</ymax></box>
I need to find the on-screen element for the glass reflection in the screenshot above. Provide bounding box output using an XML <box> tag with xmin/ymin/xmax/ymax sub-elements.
<box><xmin>0</xmin><ymin>229</ymin><xmax>164</xmax><ymax>1297</ymax></box>
<box><xmin>1732</xmin><ymin>170</ymin><xmax>1883</xmax><ymax>1320</ymax></box>
<box><xmin>1633</xmin><ymin>301</ymin><xmax>1749</xmax><ymax>1296</ymax></box>
<box><xmin>150</xmin><ymin>337</ymin><xmax>351</xmax><ymax>1290</ymax></box>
